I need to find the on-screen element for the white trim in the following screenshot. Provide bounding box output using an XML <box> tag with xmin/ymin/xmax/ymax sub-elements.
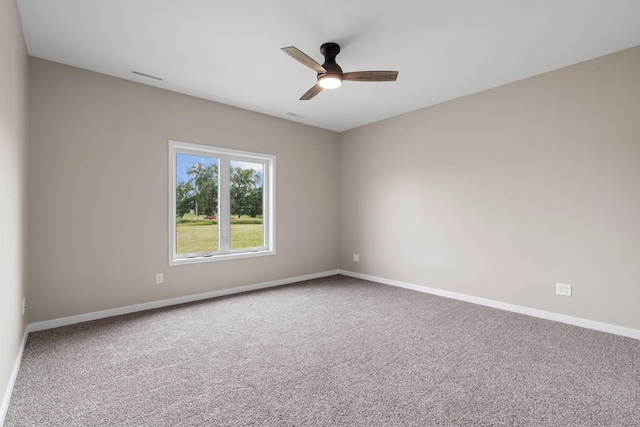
<box><xmin>169</xmin><ymin>249</ymin><xmax>276</xmax><ymax>266</ymax></box>
<box><xmin>0</xmin><ymin>327</ymin><xmax>29</xmax><ymax>426</ymax></box>
<box><xmin>339</xmin><ymin>270</ymin><xmax>640</xmax><ymax>340</ymax></box>
<box><xmin>28</xmin><ymin>270</ymin><xmax>340</xmax><ymax>333</ymax></box>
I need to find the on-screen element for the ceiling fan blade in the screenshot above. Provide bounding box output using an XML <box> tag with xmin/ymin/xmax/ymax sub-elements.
<box><xmin>343</xmin><ymin>71</ymin><xmax>399</xmax><ymax>82</ymax></box>
<box><xmin>300</xmin><ymin>84</ymin><xmax>323</xmax><ymax>101</ymax></box>
<box><xmin>281</xmin><ymin>46</ymin><xmax>326</xmax><ymax>74</ymax></box>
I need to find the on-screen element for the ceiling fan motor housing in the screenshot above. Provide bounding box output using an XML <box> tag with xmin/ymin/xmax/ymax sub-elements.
<box><xmin>319</xmin><ymin>42</ymin><xmax>344</xmax><ymax>80</ymax></box>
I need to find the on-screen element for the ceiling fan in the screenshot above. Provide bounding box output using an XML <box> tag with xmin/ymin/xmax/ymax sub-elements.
<box><xmin>281</xmin><ymin>42</ymin><xmax>399</xmax><ymax>100</ymax></box>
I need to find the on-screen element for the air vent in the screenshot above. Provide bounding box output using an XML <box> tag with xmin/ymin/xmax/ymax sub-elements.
<box><xmin>130</xmin><ymin>70</ymin><xmax>164</xmax><ymax>81</ymax></box>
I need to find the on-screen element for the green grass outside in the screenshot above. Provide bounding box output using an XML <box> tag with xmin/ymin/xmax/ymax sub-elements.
<box><xmin>176</xmin><ymin>214</ymin><xmax>263</xmax><ymax>254</ymax></box>
<box><xmin>177</xmin><ymin>223</ymin><xmax>219</xmax><ymax>253</ymax></box>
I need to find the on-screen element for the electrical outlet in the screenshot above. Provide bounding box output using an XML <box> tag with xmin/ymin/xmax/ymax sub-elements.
<box><xmin>156</xmin><ymin>273</ymin><xmax>164</xmax><ymax>284</ymax></box>
<box><xmin>22</xmin><ymin>297</ymin><xmax>26</xmax><ymax>316</ymax></box>
<box><xmin>556</xmin><ymin>283</ymin><xmax>572</xmax><ymax>296</ymax></box>
<box><xmin>353</xmin><ymin>254</ymin><xmax>359</xmax><ymax>262</ymax></box>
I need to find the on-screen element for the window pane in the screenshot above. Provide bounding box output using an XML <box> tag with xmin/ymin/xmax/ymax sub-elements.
<box><xmin>175</xmin><ymin>153</ymin><xmax>219</xmax><ymax>255</ymax></box>
<box><xmin>229</xmin><ymin>160</ymin><xmax>264</xmax><ymax>250</ymax></box>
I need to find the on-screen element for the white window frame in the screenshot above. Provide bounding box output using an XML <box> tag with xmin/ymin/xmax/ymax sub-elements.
<box><xmin>169</xmin><ymin>140</ymin><xmax>276</xmax><ymax>265</ymax></box>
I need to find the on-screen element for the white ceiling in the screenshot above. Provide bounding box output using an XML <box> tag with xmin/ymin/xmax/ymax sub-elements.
<box><xmin>16</xmin><ymin>0</ymin><xmax>640</xmax><ymax>132</ymax></box>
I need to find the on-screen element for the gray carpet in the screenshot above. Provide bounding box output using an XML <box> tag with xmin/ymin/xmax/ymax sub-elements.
<box><xmin>5</xmin><ymin>275</ymin><xmax>640</xmax><ymax>426</ymax></box>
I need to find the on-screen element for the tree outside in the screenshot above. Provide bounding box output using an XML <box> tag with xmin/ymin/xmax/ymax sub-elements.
<box><xmin>230</xmin><ymin>166</ymin><xmax>263</xmax><ymax>218</ymax></box>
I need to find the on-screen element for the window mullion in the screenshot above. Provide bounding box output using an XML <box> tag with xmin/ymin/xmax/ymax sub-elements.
<box><xmin>219</xmin><ymin>156</ymin><xmax>231</xmax><ymax>252</ymax></box>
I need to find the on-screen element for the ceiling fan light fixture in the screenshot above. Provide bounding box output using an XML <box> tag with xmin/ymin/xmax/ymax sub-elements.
<box><xmin>318</xmin><ymin>74</ymin><xmax>342</xmax><ymax>89</ymax></box>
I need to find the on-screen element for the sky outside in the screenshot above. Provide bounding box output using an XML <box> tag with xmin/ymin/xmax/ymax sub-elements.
<box><xmin>176</xmin><ymin>154</ymin><xmax>218</xmax><ymax>183</ymax></box>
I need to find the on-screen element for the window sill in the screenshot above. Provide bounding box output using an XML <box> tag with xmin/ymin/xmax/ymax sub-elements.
<box><xmin>169</xmin><ymin>249</ymin><xmax>275</xmax><ymax>266</ymax></box>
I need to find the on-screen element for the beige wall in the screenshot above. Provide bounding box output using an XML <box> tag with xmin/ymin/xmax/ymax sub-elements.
<box><xmin>28</xmin><ymin>58</ymin><xmax>340</xmax><ymax>322</ymax></box>
<box><xmin>340</xmin><ymin>46</ymin><xmax>640</xmax><ymax>330</ymax></box>
<box><xmin>0</xmin><ymin>0</ymin><xmax>28</xmax><ymax>415</ymax></box>
<box><xmin>22</xmin><ymin>44</ymin><xmax>640</xmax><ymax>332</ymax></box>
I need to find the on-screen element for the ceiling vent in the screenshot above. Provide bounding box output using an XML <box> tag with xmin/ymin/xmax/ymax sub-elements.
<box><xmin>130</xmin><ymin>70</ymin><xmax>164</xmax><ymax>81</ymax></box>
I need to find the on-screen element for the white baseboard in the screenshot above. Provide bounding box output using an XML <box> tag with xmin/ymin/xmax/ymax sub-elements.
<box><xmin>25</xmin><ymin>267</ymin><xmax>640</xmax><ymax>338</ymax></box>
<box><xmin>339</xmin><ymin>270</ymin><xmax>640</xmax><ymax>340</ymax></box>
<box><xmin>0</xmin><ymin>326</ymin><xmax>29</xmax><ymax>426</ymax></box>
<box><xmin>28</xmin><ymin>270</ymin><xmax>340</xmax><ymax>333</ymax></box>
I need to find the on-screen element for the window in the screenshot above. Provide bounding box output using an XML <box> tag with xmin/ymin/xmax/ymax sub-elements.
<box><xmin>169</xmin><ymin>140</ymin><xmax>275</xmax><ymax>265</ymax></box>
